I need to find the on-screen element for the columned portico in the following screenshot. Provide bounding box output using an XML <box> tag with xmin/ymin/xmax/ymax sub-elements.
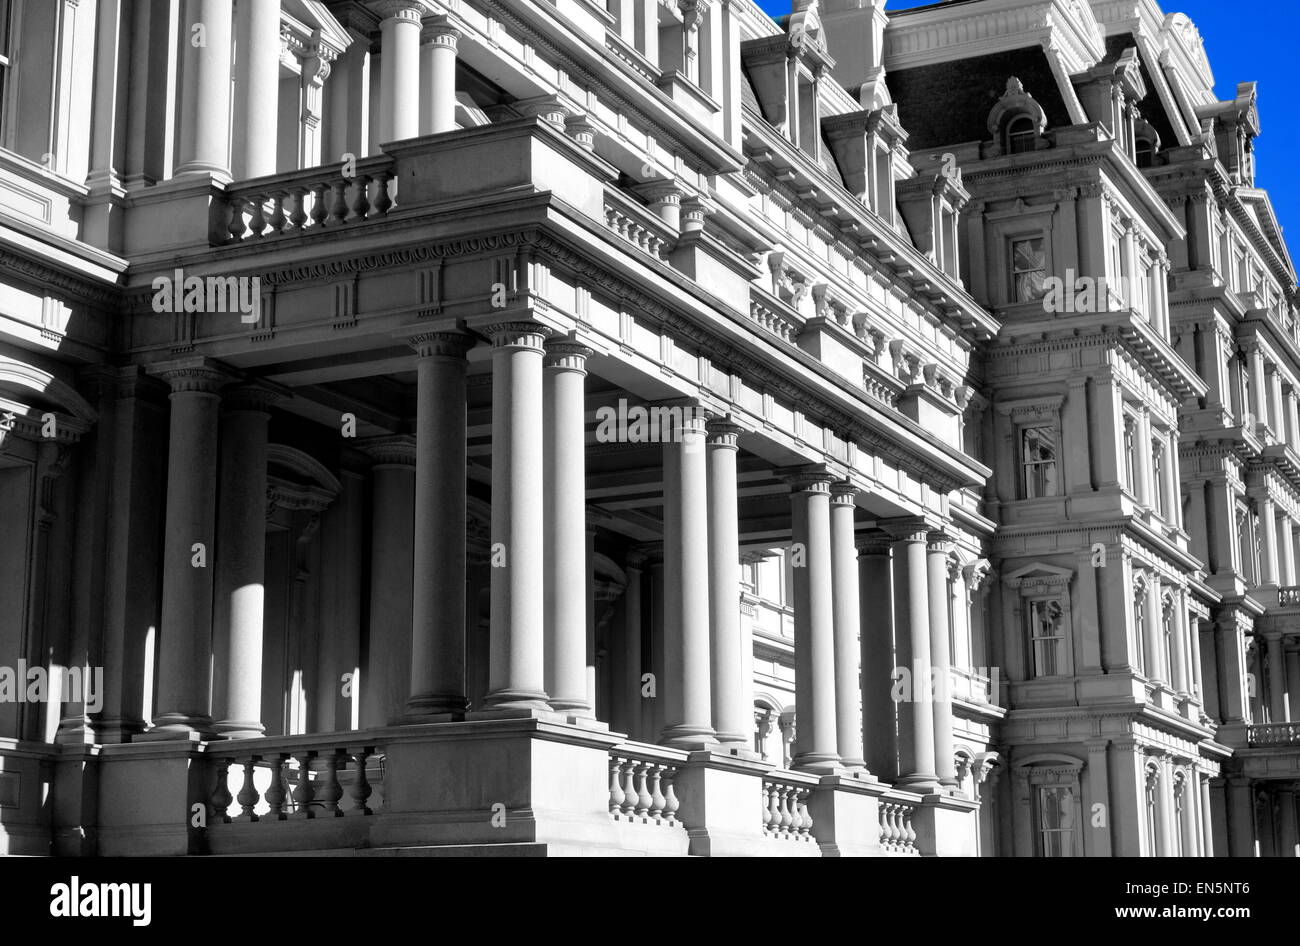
<box><xmin>406</xmin><ymin>330</ymin><xmax>476</xmax><ymax>720</ymax></box>
<box><xmin>544</xmin><ymin>339</ymin><xmax>594</xmax><ymax>717</ymax></box>
<box><xmin>785</xmin><ymin>470</ymin><xmax>841</xmax><ymax>775</ymax></box>
<box><xmin>211</xmin><ymin>385</ymin><xmax>279</xmax><ymax>738</ymax></box>
<box><xmin>149</xmin><ymin>361</ymin><xmax>229</xmax><ymax>738</ymax></box>
<box><xmin>884</xmin><ymin>519</ymin><xmax>938</xmax><ymax>791</ymax></box>
<box><xmin>706</xmin><ymin>418</ymin><xmax>749</xmax><ymax>746</ymax></box>
<box><xmin>660</xmin><ymin>408</ymin><xmax>717</xmax><ymax>748</ymax></box>
<box><xmin>480</xmin><ymin>320</ymin><xmax>552</xmax><ymax>712</ymax></box>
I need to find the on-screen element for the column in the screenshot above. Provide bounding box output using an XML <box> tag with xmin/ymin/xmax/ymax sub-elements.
<box><xmin>418</xmin><ymin>17</ymin><xmax>461</xmax><ymax>136</ymax></box>
<box><xmin>830</xmin><ymin>483</ymin><xmax>864</xmax><ymax>770</ymax></box>
<box><xmin>407</xmin><ymin>331</ymin><xmax>475</xmax><ymax>719</ymax></box>
<box><xmin>706</xmin><ymin>419</ymin><xmax>748</xmax><ymax>746</ymax></box>
<box><xmin>1249</xmin><ymin>342</ymin><xmax>1268</xmax><ymax>431</ymax></box>
<box><xmin>1133</xmin><ymin>404</ymin><xmax>1152</xmax><ymax>506</ymax></box>
<box><xmin>1280</xmin><ymin>787</ymin><xmax>1298</xmax><ymax>857</ymax></box>
<box><xmin>544</xmin><ymin>340</ymin><xmax>593</xmax><ymax>716</ymax></box>
<box><xmin>1267</xmin><ymin>632</ymin><xmax>1288</xmax><ymax>724</ymax></box>
<box><xmin>1281</xmin><ymin>517</ymin><xmax>1297</xmax><ymax>586</ymax></box>
<box><xmin>1179</xmin><ymin>767</ymin><xmax>1198</xmax><ymax>856</ymax></box>
<box><xmin>884</xmin><ymin>519</ymin><xmax>938</xmax><ymax>791</ymax></box>
<box><xmin>1143</xmin><ymin>573</ymin><xmax>1163</xmax><ymax>683</ymax></box>
<box><xmin>660</xmin><ymin>409</ymin><xmax>716</xmax><ymax>747</ymax></box>
<box><xmin>857</xmin><ymin>533</ymin><xmax>895</xmax><ymax>777</ymax></box>
<box><xmin>232</xmin><ymin>0</ymin><xmax>280</xmax><ymax>178</ymax></box>
<box><xmin>175</xmin><ymin>0</ymin><xmax>234</xmax><ymax>176</ymax></box>
<box><xmin>149</xmin><ymin>362</ymin><xmax>227</xmax><ymax>736</ymax></box>
<box><xmin>1170</xmin><ymin>589</ymin><xmax>1190</xmax><ymax>697</ymax></box>
<box><xmin>377</xmin><ymin>2</ymin><xmax>423</xmax><ymax>143</ymax></box>
<box><xmin>1270</xmin><ymin>365</ymin><xmax>1286</xmax><ymax>438</ymax></box>
<box><xmin>1084</xmin><ymin>737</ymin><xmax>1113</xmax><ymax>856</ymax></box>
<box><xmin>621</xmin><ymin>552</ymin><xmax>646</xmax><ymax>739</ymax></box>
<box><xmin>1156</xmin><ymin>756</ymin><xmax>1177</xmax><ymax>856</ymax></box>
<box><xmin>1259</xmin><ymin>496</ymin><xmax>1279</xmax><ymax>586</ymax></box>
<box><xmin>359</xmin><ymin>437</ymin><xmax>415</xmax><ymax>728</ymax></box>
<box><xmin>482</xmin><ymin>322</ymin><xmax>550</xmax><ymax>711</ymax></box>
<box><xmin>211</xmin><ymin>386</ymin><xmax>276</xmax><ymax>737</ymax></box>
<box><xmin>786</xmin><ymin>471</ymin><xmax>840</xmax><ymax>774</ymax></box>
<box><xmin>928</xmin><ymin>531</ymin><xmax>958</xmax><ymax>788</ymax></box>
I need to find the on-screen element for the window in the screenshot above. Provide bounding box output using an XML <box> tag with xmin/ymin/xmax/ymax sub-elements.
<box><xmin>1135</xmin><ymin>138</ymin><xmax>1155</xmax><ymax>169</ymax></box>
<box><xmin>1027</xmin><ymin>598</ymin><xmax>1065</xmax><ymax>677</ymax></box>
<box><xmin>1150</xmin><ymin>439</ymin><xmax>1165</xmax><ymax>515</ymax></box>
<box><xmin>1012</xmin><ymin>237</ymin><xmax>1048</xmax><ymax>302</ymax></box>
<box><xmin>1171</xmin><ymin>774</ymin><xmax>1186</xmax><ymax>858</ymax></box>
<box><xmin>1035</xmin><ymin>786</ymin><xmax>1077</xmax><ymax>857</ymax></box>
<box><xmin>1133</xmin><ymin>582</ymin><xmax>1146</xmax><ymax>669</ymax></box>
<box><xmin>1123</xmin><ymin>414</ymin><xmax>1138</xmax><ymax>493</ymax></box>
<box><xmin>1006</xmin><ymin>115</ymin><xmax>1037</xmax><ymax>155</ymax></box>
<box><xmin>1110</xmin><ymin>228</ymin><xmax>1128</xmax><ymax>303</ymax></box>
<box><xmin>1161</xmin><ymin>595</ymin><xmax>1175</xmax><ymax>681</ymax></box>
<box><xmin>1020</xmin><ymin>426</ymin><xmax>1058</xmax><ymax>498</ymax></box>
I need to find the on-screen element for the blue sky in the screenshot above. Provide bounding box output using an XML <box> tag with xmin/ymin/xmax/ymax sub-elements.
<box><xmin>756</xmin><ymin>0</ymin><xmax>1300</xmax><ymax>267</ymax></box>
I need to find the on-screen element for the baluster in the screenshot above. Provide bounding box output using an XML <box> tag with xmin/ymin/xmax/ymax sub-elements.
<box><xmin>347</xmin><ymin>747</ymin><xmax>373</xmax><ymax>816</ymax></box>
<box><xmin>609</xmin><ymin>757</ymin><xmax>625</xmax><ymax>817</ymax></box>
<box><xmin>791</xmin><ymin>788</ymin><xmax>806</xmax><ymax>838</ymax></box>
<box><xmin>328</xmin><ymin>179</ymin><xmax>348</xmax><ymax>225</ymax></box>
<box><xmin>648</xmin><ymin>765</ymin><xmax>666</xmax><ymax>821</ymax></box>
<box><xmin>662</xmin><ymin>767</ymin><xmax>679</xmax><ymax>824</ymax></box>
<box><xmin>634</xmin><ymin>762</ymin><xmax>652</xmax><ymax>819</ymax></box>
<box><xmin>765</xmin><ymin>783</ymin><xmax>780</xmax><ymax>835</ymax></box>
<box><xmin>777</xmin><ymin>785</ymin><xmax>793</xmax><ymax>839</ymax></box>
<box><xmin>288</xmin><ymin>186</ymin><xmax>308</xmax><ymax>232</ymax></box>
<box><xmin>372</xmin><ymin>169</ymin><xmax>394</xmax><ymax>215</ymax></box>
<box><xmin>211</xmin><ymin>760</ymin><xmax>233</xmax><ymax>824</ymax></box>
<box><xmin>903</xmin><ymin>807</ymin><xmax>917</xmax><ymax>852</ymax></box>
<box><xmin>235</xmin><ymin>758</ymin><xmax>260</xmax><ymax>822</ymax></box>
<box><xmin>263</xmin><ymin>754</ymin><xmax>287</xmax><ymax>820</ymax></box>
<box><xmin>268</xmin><ymin>192</ymin><xmax>287</xmax><ymax>235</ymax></box>
<box><xmin>226</xmin><ymin>198</ymin><xmax>246</xmax><ymax>243</ymax></box>
<box><xmin>797</xmin><ymin>789</ymin><xmax>813</xmax><ymax>840</ymax></box>
<box><xmin>291</xmin><ymin>751</ymin><xmax>316</xmax><ymax>819</ymax></box>
<box><xmin>352</xmin><ymin>174</ymin><xmax>372</xmax><ymax>221</ymax></box>
<box><xmin>309</xmin><ymin>183</ymin><xmax>329</xmax><ymax>229</ymax></box>
<box><xmin>319</xmin><ymin>749</ymin><xmax>344</xmax><ymax>817</ymax></box>
<box><xmin>619</xmin><ymin>761</ymin><xmax>637</xmax><ymax>817</ymax></box>
<box><xmin>889</xmin><ymin>804</ymin><xmax>902</xmax><ymax>851</ymax></box>
<box><xmin>247</xmin><ymin>195</ymin><xmax>267</xmax><ymax>238</ymax></box>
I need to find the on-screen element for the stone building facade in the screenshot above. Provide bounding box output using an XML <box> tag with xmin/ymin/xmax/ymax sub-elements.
<box><xmin>0</xmin><ymin>0</ymin><xmax>1293</xmax><ymax>856</ymax></box>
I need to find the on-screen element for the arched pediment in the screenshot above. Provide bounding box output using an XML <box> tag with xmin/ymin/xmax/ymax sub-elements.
<box><xmin>0</xmin><ymin>355</ymin><xmax>97</xmax><ymax>424</ymax></box>
<box><xmin>266</xmin><ymin>443</ymin><xmax>341</xmax><ymax>495</ymax></box>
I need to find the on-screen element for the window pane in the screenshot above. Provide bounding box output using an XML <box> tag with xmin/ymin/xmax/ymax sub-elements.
<box><xmin>1012</xmin><ymin>238</ymin><xmax>1047</xmax><ymax>302</ymax></box>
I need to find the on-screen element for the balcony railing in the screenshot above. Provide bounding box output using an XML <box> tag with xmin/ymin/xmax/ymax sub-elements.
<box><xmin>761</xmin><ymin>775</ymin><xmax>816</xmax><ymax>842</ymax></box>
<box><xmin>878</xmin><ymin>794</ymin><xmax>920</xmax><ymax>855</ymax></box>
<box><xmin>1278</xmin><ymin>586</ymin><xmax>1300</xmax><ymax>607</ymax></box>
<box><xmin>215</xmin><ymin>157</ymin><xmax>399</xmax><ymax>245</ymax></box>
<box><xmin>603</xmin><ymin>187</ymin><xmax>674</xmax><ymax>261</ymax></box>
<box><xmin>1247</xmin><ymin>722</ymin><xmax>1300</xmax><ymax>747</ymax></box>
<box><xmin>608</xmin><ymin>744</ymin><xmax>683</xmax><ymax>825</ymax></box>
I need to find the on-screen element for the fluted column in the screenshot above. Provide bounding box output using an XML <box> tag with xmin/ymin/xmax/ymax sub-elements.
<box><xmin>884</xmin><ymin>519</ymin><xmax>937</xmax><ymax>791</ymax></box>
<box><xmin>707</xmin><ymin>419</ymin><xmax>748</xmax><ymax>745</ymax></box>
<box><xmin>1157</xmin><ymin>756</ymin><xmax>1177</xmax><ymax>856</ymax></box>
<box><xmin>927</xmin><ymin>531</ymin><xmax>958</xmax><ymax>788</ymax></box>
<box><xmin>175</xmin><ymin>0</ymin><xmax>234</xmax><ymax>176</ymax></box>
<box><xmin>660</xmin><ymin>409</ymin><xmax>716</xmax><ymax>748</ymax></box>
<box><xmin>212</xmin><ymin>385</ymin><xmax>278</xmax><ymax>737</ymax></box>
<box><xmin>786</xmin><ymin>470</ymin><xmax>840</xmax><ymax>774</ymax></box>
<box><xmin>544</xmin><ymin>340</ymin><xmax>593</xmax><ymax>716</ymax></box>
<box><xmin>477</xmin><ymin>321</ymin><xmax>552</xmax><ymax>711</ymax></box>
<box><xmin>149</xmin><ymin>362</ymin><xmax>228</xmax><ymax>737</ymax></box>
<box><xmin>830</xmin><ymin>483</ymin><xmax>865</xmax><ymax>770</ymax></box>
<box><xmin>232</xmin><ymin>0</ymin><xmax>281</xmax><ymax>178</ymax></box>
<box><xmin>419</xmin><ymin>17</ymin><xmax>461</xmax><ymax>136</ymax></box>
<box><xmin>857</xmin><ymin>533</ymin><xmax>895</xmax><ymax>777</ymax></box>
<box><xmin>378</xmin><ymin>2</ymin><xmax>423</xmax><ymax>143</ymax></box>
<box><xmin>407</xmin><ymin>331</ymin><xmax>475</xmax><ymax>719</ymax></box>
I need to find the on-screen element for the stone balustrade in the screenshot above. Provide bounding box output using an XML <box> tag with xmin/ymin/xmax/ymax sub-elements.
<box><xmin>761</xmin><ymin>775</ymin><xmax>816</xmax><ymax>842</ymax></box>
<box><xmin>878</xmin><ymin>794</ymin><xmax>920</xmax><ymax>855</ymax></box>
<box><xmin>604</xmin><ymin>187</ymin><xmax>675</xmax><ymax>260</ymax></box>
<box><xmin>1247</xmin><ymin>722</ymin><xmax>1300</xmax><ymax>747</ymax></box>
<box><xmin>609</xmin><ymin>746</ymin><xmax>682</xmax><ymax>825</ymax></box>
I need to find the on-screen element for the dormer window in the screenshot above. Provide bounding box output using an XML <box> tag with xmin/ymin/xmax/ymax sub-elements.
<box><xmin>1006</xmin><ymin>115</ymin><xmax>1037</xmax><ymax>155</ymax></box>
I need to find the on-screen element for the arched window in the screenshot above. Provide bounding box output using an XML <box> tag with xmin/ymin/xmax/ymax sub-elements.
<box><xmin>1006</xmin><ymin>115</ymin><xmax>1037</xmax><ymax>155</ymax></box>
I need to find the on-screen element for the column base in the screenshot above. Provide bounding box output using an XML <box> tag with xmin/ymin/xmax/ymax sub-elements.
<box><xmin>404</xmin><ymin>694</ymin><xmax>469</xmax><ymax>719</ymax></box>
<box><xmin>212</xmin><ymin>720</ymin><xmax>267</xmax><ymax>740</ymax></box>
<box><xmin>547</xmin><ymin>698</ymin><xmax>593</xmax><ymax>717</ymax></box>
<box><xmin>138</xmin><ymin>715</ymin><xmax>216</xmax><ymax>741</ymax></box>
<box><xmin>896</xmin><ymin>772</ymin><xmax>941</xmax><ymax>794</ymax></box>
<box><xmin>481</xmin><ymin>689</ymin><xmax>551</xmax><ymax>713</ymax></box>
<box><xmin>791</xmin><ymin>752</ymin><xmax>845</xmax><ymax>776</ymax></box>
<box><xmin>658</xmin><ymin>725</ymin><xmax>719</xmax><ymax>750</ymax></box>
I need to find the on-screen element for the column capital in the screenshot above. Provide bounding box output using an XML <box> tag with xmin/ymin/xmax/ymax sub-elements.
<box><xmin>543</xmin><ymin>339</ymin><xmax>593</xmax><ymax>372</ymax></box>
<box><xmin>516</xmin><ymin>95</ymin><xmax>570</xmax><ymax>131</ymax></box>
<box><xmin>926</xmin><ymin>531</ymin><xmax>954</xmax><ymax>555</ymax></box>
<box><xmin>356</xmin><ymin>434</ymin><xmax>417</xmax><ymax>467</ymax></box>
<box><xmin>408</xmin><ymin>330</ymin><xmax>476</xmax><ymax>360</ymax></box>
<box><xmin>779</xmin><ymin>465</ymin><xmax>836</xmax><ymax>493</ymax></box>
<box><xmin>420</xmin><ymin>14</ymin><xmax>461</xmax><ymax>47</ymax></box>
<box><xmin>855</xmin><ymin>530</ymin><xmax>893</xmax><ymax>556</ymax></box>
<box><xmin>221</xmin><ymin>383</ymin><xmax>287</xmax><ymax>414</ymax></box>
<box><xmin>148</xmin><ymin>357</ymin><xmax>237</xmax><ymax>395</ymax></box>
<box><xmin>830</xmin><ymin>480</ymin><xmax>859</xmax><ymax>506</ymax></box>
<box><xmin>705</xmin><ymin>416</ymin><xmax>744</xmax><ymax>446</ymax></box>
<box><xmin>878</xmin><ymin>515</ymin><xmax>937</xmax><ymax>543</ymax></box>
<box><xmin>483</xmin><ymin>321</ymin><xmax>552</xmax><ymax>351</ymax></box>
<box><xmin>376</xmin><ymin>1</ymin><xmax>425</xmax><ymax>25</ymax></box>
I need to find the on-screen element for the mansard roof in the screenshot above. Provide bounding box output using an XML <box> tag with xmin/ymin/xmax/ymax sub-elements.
<box><xmin>1099</xmin><ymin>35</ymin><xmax>1177</xmax><ymax>157</ymax></box>
<box><xmin>883</xmin><ymin>47</ymin><xmax>1070</xmax><ymax>151</ymax></box>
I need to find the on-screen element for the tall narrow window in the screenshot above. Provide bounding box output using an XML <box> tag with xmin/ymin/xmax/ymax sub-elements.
<box><xmin>1027</xmin><ymin>598</ymin><xmax>1065</xmax><ymax>677</ymax></box>
<box><xmin>1006</xmin><ymin>115</ymin><xmax>1036</xmax><ymax>155</ymax></box>
<box><xmin>1035</xmin><ymin>786</ymin><xmax>1076</xmax><ymax>856</ymax></box>
<box><xmin>1012</xmin><ymin>237</ymin><xmax>1048</xmax><ymax>302</ymax></box>
<box><xmin>1021</xmin><ymin>426</ymin><xmax>1059</xmax><ymax>498</ymax></box>
<box><xmin>1123</xmin><ymin>414</ymin><xmax>1138</xmax><ymax>493</ymax></box>
<box><xmin>1161</xmin><ymin>596</ymin><xmax>1175</xmax><ymax>682</ymax></box>
<box><xmin>1151</xmin><ymin>440</ymin><xmax>1165</xmax><ymax>515</ymax></box>
<box><xmin>1133</xmin><ymin>582</ymin><xmax>1146</xmax><ymax>670</ymax></box>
